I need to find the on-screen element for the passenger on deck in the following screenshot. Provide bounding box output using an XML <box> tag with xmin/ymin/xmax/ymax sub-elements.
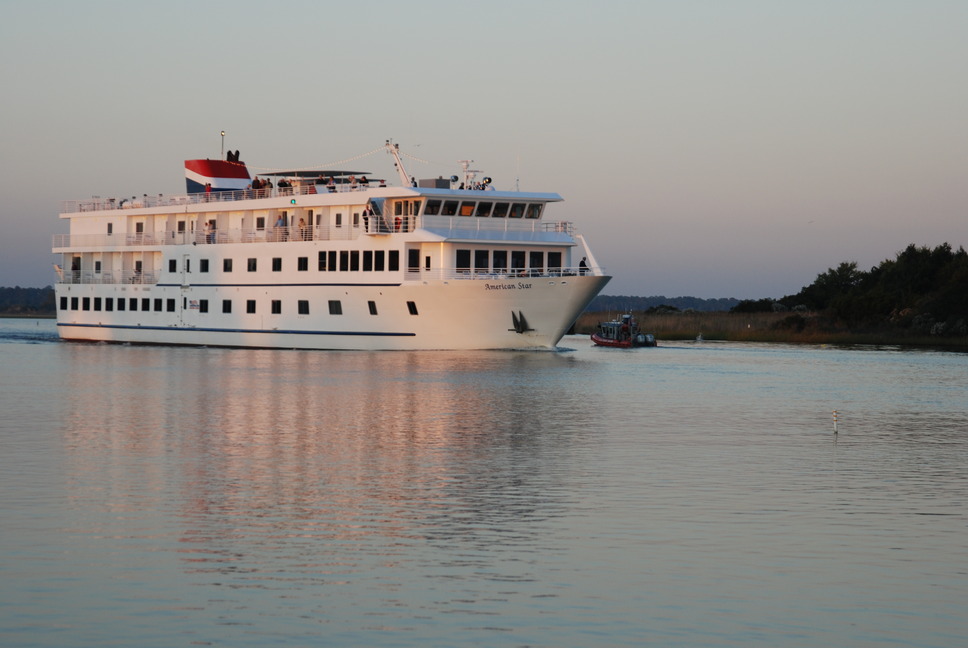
<box><xmin>274</xmin><ymin>214</ymin><xmax>287</xmax><ymax>241</ymax></box>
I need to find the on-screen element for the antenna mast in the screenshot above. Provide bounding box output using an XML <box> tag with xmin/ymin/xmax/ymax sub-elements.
<box><xmin>385</xmin><ymin>139</ymin><xmax>411</xmax><ymax>186</ymax></box>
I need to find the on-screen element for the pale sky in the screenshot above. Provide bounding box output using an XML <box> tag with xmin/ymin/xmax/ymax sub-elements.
<box><xmin>1</xmin><ymin>0</ymin><xmax>965</xmax><ymax>299</ymax></box>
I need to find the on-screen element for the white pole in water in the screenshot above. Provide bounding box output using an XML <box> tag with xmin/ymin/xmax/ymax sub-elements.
<box><xmin>832</xmin><ymin>410</ymin><xmax>839</xmax><ymax>434</ymax></box>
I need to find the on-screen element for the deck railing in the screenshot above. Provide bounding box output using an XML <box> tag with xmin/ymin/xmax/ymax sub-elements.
<box><xmin>55</xmin><ymin>264</ymin><xmax>597</xmax><ymax>286</ymax></box>
<box><xmin>61</xmin><ymin>182</ymin><xmax>384</xmax><ymax>213</ymax></box>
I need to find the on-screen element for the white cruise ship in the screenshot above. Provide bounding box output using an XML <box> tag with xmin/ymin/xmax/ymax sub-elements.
<box><xmin>52</xmin><ymin>142</ymin><xmax>610</xmax><ymax>350</ymax></box>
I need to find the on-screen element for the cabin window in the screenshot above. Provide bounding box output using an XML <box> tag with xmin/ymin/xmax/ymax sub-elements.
<box><xmin>529</xmin><ymin>251</ymin><xmax>544</xmax><ymax>274</ymax></box>
<box><xmin>424</xmin><ymin>199</ymin><xmax>441</xmax><ymax>215</ymax></box>
<box><xmin>224</xmin><ymin>258</ymin><xmax>233</xmax><ymax>272</ymax></box>
<box><xmin>153</xmin><ymin>299</ymin><xmax>162</xmax><ymax>311</ymax></box>
<box><xmin>199</xmin><ymin>300</ymin><xmax>209</xmax><ymax>313</ymax></box>
<box><xmin>94</xmin><ymin>298</ymin><xmax>102</xmax><ymax>311</ymax></box>
<box><xmin>353</xmin><ymin>212</ymin><xmax>360</xmax><ymax>227</ymax></box>
<box><xmin>328</xmin><ymin>300</ymin><xmax>342</xmax><ymax>315</ymax></box>
<box><xmin>442</xmin><ymin>200</ymin><xmax>459</xmax><ymax>216</ymax></box>
<box><xmin>407</xmin><ymin>301</ymin><xmax>419</xmax><ymax>316</ymax></box>
<box><xmin>83</xmin><ymin>297</ymin><xmax>90</xmax><ymax>311</ymax></box>
<box><xmin>375</xmin><ymin>250</ymin><xmax>385</xmax><ymax>271</ymax></box>
<box><xmin>271</xmin><ymin>300</ymin><xmax>282</xmax><ymax>315</ymax></box>
<box><xmin>71</xmin><ymin>297</ymin><xmax>78</xmax><ymax>310</ymax></box>
<box><xmin>272</xmin><ymin>257</ymin><xmax>282</xmax><ymax>272</ymax></box>
<box><xmin>339</xmin><ymin>251</ymin><xmax>349</xmax><ymax>272</ymax></box>
<box><xmin>328</xmin><ymin>250</ymin><xmax>337</xmax><ymax>272</ymax></box>
<box><xmin>475</xmin><ymin>202</ymin><xmax>493</xmax><ymax>217</ymax></box>
<box><xmin>129</xmin><ymin>298</ymin><xmax>137</xmax><ymax>311</ymax></box>
<box><xmin>548</xmin><ymin>251</ymin><xmax>562</xmax><ymax>272</ymax></box>
<box><xmin>368</xmin><ymin>301</ymin><xmax>378</xmax><ymax>315</ymax></box>
<box><xmin>388</xmin><ymin>250</ymin><xmax>400</xmax><ymax>271</ymax></box>
<box><xmin>222</xmin><ymin>300</ymin><xmax>232</xmax><ymax>314</ymax></box>
<box><xmin>200</xmin><ymin>259</ymin><xmax>209</xmax><ymax>273</ymax></box>
<box><xmin>511</xmin><ymin>250</ymin><xmax>525</xmax><ymax>272</ymax></box>
<box><xmin>475</xmin><ymin>250</ymin><xmax>489</xmax><ymax>272</ymax></box>
<box><xmin>526</xmin><ymin>204</ymin><xmax>543</xmax><ymax>219</ymax></box>
<box><xmin>493</xmin><ymin>250</ymin><xmax>508</xmax><ymax>273</ymax></box>
<box><xmin>247</xmin><ymin>258</ymin><xmax>257</xmax><ymax>272</ymax></box>
<box><xmin>298</xmin><ymin>300</ymin><xmax>309</xmax><ymax>315</ymax></box>
<box><xmin>335</xmin><ymin>213</ymin><xmax>342</xmax><ymax>228</ymax></box>
<box><xmin>105</xmin><ymin>298</ymin><xmax>113</xmax><ymax>312</ymax></box>
<box><xmin>142</xmin><ymin>298</ymin><xmax>150</xmax><ymax>311</ymax></box>
<box><xmin>318</xmin><ymin>251</ymin><xmax>327</xmax><ymax>271</ymax></box>
<box><xmin>350</xmin><ymin>251</ymin><xmax>360</xmax><ymax>271</ymax></box>
<box><xmin>509</xmin><ymin>203</ymin><xmax>526</xmax><ymax>219</ymax></box>
<box><xmin>407</xmin><ymin>249</ymin><xmax>420</xmax><ymax>272</ymax></box>
<box><xmin>298</xmin><ymin>257</ymin><xmax>308</xmax><ymax>271</ymax></box>
<box><xmin>59</xmin><ymin>296</ymin><xmax>67</xmax><ymax>310</ymax></box>
<box><xmin>94</xmin><ymin>261</ymin><xmax>101</xmax><ymax>274</ymax></box>
<box><xmin>456</xmin><ymin>249</ymin><xmax>471</xmax><ymax>273</ymax></box>
<box><xmin>167</xmin><ymin>299</ymin><xmax>176</xmax><ymax>312</ymax></box>
<box><xmin>247</xmin><ymin>300</ymin><xmax>256</xmax><ymax>314</ymax></box>
<box><xmin>116</xmin><ymin>298</ymin><xmax>124</xmax><ymax>312</ymax></box>
<box><xmin>256</xmin><ymin>216</ymin><xmax>266</xmax><ymax>231</ymax></box>
<box><xmin>363</xmin><ymin>250</ymin><xmax>373</xmax><ymax>271</ymax></box>
<box><xmin>107</xmin><ymin>223</ymin><xmax>113</xmax><ymax>235</ymax></box>
<box><xmin>493</xmin><ymin>202</ymin><xmax>509</xmax><ymax>218</ymax></box>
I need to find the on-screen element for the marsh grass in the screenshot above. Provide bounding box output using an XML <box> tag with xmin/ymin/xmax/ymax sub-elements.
<box><xmin>575</xmin><ymin>310</ymin><xmax>968</xmax><ymax>348</ymax></box>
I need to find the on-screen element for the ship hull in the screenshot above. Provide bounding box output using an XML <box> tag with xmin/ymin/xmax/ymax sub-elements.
<box><xmin>55</xmin><ymin>275</ymin><xmax>610</xmax><ymax>350</ymax></box>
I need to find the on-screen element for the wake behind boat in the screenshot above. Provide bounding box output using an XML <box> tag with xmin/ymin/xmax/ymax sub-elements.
<box><xmin>591</xmin><ymin>313</ymin><xmax>657</xmax><ymax>348</ymax></box>
<box><xmin>52</xmin><ymin>141</ymin><xmax>611</xmax><ymax>350</ymax></box>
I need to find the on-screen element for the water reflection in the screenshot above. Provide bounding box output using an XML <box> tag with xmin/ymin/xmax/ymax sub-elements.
<box><xmin>60</xmin><ymin>345</ymin><xmax>598</xmax><ymax>586</ymax></box>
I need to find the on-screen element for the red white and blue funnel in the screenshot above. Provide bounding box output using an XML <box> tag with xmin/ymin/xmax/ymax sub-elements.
<box><xmin>185</xmin><ymin>158</ymin><xmax>251</xmax><ymax>193</ymax></box>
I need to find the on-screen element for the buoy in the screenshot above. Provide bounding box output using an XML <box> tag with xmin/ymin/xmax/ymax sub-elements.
<box><xmin>832</xmin><ymin>410</ymin><xmax>839</xmax><ymax>434</ymax></box>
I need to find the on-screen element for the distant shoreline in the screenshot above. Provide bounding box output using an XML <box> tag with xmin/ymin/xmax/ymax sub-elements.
<box><xmin>576</xmin><ymin>310</ymin><xmax>968</xmax><ymax>349</ymax></box>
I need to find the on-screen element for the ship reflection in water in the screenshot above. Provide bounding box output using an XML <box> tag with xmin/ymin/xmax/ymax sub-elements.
<box><xmin>60</xmin><ymin>344</ymin><xmax>598</xmax><ymax>626</ymax></box>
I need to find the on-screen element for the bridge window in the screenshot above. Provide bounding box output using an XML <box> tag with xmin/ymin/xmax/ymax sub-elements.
<box><xmin>526</xmin><ymin>204</ymin><xmax>543</xmax><ymax>219</ymax></box>
<box><xmin>475</xmin><ymin>202</ymin><xmax>492</xmax><ymax>217</ymax></box>
<box><xmin>493</xmin><ymin>250</ymin><xmax>507</xmax><ymax>273</ymax></box>
<box><xmin>456</xmin><ymin>249</ymin><xmax>471</xmax><ymax>272</ymax></box>
<box><xmin>424</xmin><ymin>199</ymin><xmax>441</xmax><ymax>215</ymax></box>
<box><xmin>475</xmin><ymin>250</ymin><xmax>489</xmax><ymax>272</ymax></box>
<box><xmin>509</xmin><ymin>203</ymin><xmax>525</xmax><ymax>219</ymax></box>
<box><xmin>493</xmin><ymin>202</ymin><xmax>509</xmax><ymax>218</ymax></box>
<box><xmin>442</xmin><ymin>200</ymin><xmax>459</xmax><ymax>216</ymax></box>
<box><xmin>459</xmin><ymin>202</ymin><xmax>475</xmax><ymax>216</ymax></box>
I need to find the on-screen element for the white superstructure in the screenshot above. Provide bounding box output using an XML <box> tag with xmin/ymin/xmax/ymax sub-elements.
<box><xmin>52</xmin><ymin>143</ymin><xmax>610</xmax><ymax>350</ymax></box>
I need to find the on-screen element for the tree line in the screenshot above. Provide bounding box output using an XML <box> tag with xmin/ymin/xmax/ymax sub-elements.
<box><xmin>731</xmin><ymin>243</ymin><xmax>968</xmax><ymax>337</ymax></box>
<box><xmin>0</xmin><ymin>287</ymin><xmax>55</xmax><ymax>315</ymax></box>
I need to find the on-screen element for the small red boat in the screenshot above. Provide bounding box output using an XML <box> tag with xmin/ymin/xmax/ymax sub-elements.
<box><xmin>591</xmin><ymin>313</ymin><xmax>657</xmax><ymax>348</ymax></box>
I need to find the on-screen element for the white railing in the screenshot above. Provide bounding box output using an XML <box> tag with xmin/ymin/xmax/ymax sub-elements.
<box><xmin>61</xmin><ymin>182</ymin><xmax>385</xmax><ymax>213</ymax></box>
<box><xmin>60</xmin><ymin>270</ymin><xmax>158</xmax><ymax>285</ymax></box>
<box><xmin>53</xmin><ymin>225</ymin><xmax>364</xmax><ymax>250</ymax></box>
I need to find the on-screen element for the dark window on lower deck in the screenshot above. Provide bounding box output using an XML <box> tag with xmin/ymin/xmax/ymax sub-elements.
<box><xmin>407</xmin><ymin>301</ymin><xmax>418</xmax><ymax>316</ymax></box>
<box><xmin>328</xmin><ymin>300</ymin><xmax>342</xmax><ymax>315</ymax></box>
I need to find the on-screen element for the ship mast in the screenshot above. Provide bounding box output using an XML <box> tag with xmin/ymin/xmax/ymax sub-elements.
<box><xmin>385</xmin><ymin>139</ymin><xmax>411</xmax><ymax>186</ymax></box>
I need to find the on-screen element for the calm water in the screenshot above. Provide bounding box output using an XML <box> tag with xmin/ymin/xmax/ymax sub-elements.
<box><xmin>1</xmin><ymin>318</ymin><xmax>966</xmax><ymax>647</ymax></box>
